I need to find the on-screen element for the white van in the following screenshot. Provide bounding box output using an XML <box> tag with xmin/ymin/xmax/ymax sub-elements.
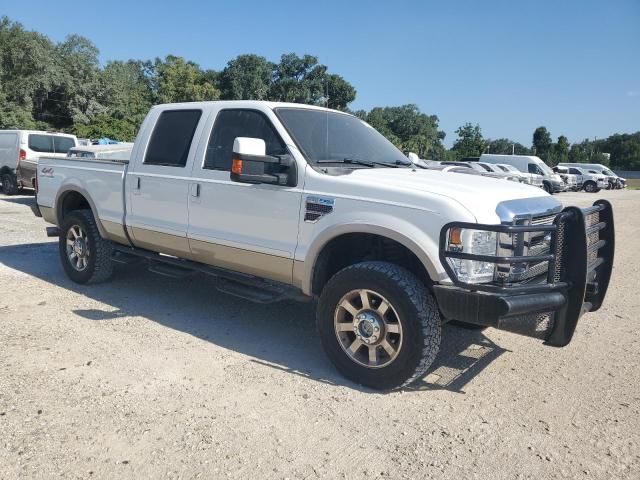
<box><xmin>0</xmin><ymin>130</ymin><xmax>78</xmax><ymax>195</ymax></box>
<box><xmin>480</xmin><ymin>154</ymin><xmax>565</xmax><ymax>194</ymax></box>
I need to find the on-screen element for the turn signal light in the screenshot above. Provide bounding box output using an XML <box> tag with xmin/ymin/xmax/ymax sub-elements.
<box><xmin>231</xmin><ymin>158</ymin><xmax>243</xmax><ymax>175</ymax></box>
<box><xmin>449</xmin><ymin>227</ymin><xmax>462</xmax><ymax>246</ymax></box>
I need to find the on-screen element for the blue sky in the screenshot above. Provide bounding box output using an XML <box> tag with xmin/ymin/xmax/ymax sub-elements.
<box><xmin>4</xmin><ymin>0</ymin><xmax>639</xmax><ymax>146</ymax></box>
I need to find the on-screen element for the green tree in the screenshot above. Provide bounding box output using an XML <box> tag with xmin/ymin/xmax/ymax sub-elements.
<box><xmin>532</xmin><ymin>126</ymin><xmax>552</xmax><ymax>162</ymax></box>
<box><xmin>270</xmin><ymin>53</ymin><xmax>326</xmax><ymax>104</ymax></box>
<box><xmin>568</xmin><ymin>143</ymin><xmax>589</xmax><ymax>163</ymax></box>
<box><xmin>154</xmin><ymin>55</ymin><xmax>219</xmax><ymax>104</ymax></box>
<box><xmin>219</xmin><ymin>54</ymin><xmax>273</xmax><ymax>100</ymax></box>
<box><xmin>486</xmin><ymin>138</ymin><xmax>531</xmax><ymax>155</ymax></box>
<box><xmin>451</xmin><ymin>123</ymin><xmax>485</xmax><ymax>158</ymax></box>
<box><xmin>548</xmin><ymin>135</ymin><xmax>569</xmax><ymax>166</ymax></box>
<box><xmin>0</xmin><ymin>16</ymin><xmax>58</xmax><ymax>128</ymax></box>
<box><xmin>363</xmin><ymin>105</ymin><xmax>445</xmax><ymax>158</ymax></box>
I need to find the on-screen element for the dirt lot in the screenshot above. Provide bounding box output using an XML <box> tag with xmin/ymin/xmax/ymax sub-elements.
<box><xmin>1</xmin><ymin>189</ymin><xmax>639</xmax><ymax>479</ymax></box>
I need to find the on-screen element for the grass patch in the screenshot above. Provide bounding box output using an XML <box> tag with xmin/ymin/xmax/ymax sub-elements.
<box><xmin>626</xmin><ymin>178</ymin><xmax>640</xmax><ymax>189</ymax></box>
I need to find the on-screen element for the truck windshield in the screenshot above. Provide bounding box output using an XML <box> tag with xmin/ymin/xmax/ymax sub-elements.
<box><xmin>275</xmin><ymin>108</ymin><xmax>410</xmax><ymax>167</ymax></box>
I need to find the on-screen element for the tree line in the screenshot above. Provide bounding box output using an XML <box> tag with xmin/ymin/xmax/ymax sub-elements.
<box><xmin>1</xmin><ymin>17</ymin><xmax>638</xmax><ymax>170</ymax></box>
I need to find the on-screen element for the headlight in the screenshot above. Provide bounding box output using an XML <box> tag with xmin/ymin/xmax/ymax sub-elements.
<box><xmin>445</xmin><ymin>228</ymin><xmax>497</xmax><ymax>283</ymax></box>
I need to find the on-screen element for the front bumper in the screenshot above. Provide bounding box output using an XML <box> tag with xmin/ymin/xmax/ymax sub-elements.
<box><xmin>551</xmin><ymin>180</ymin><xmax>566</xmax><ymax>193</ymax></box>
<box><xmin>434</xmin><ymin>200</ymin><xmax>614</xmax><ymax>346</ymax></box>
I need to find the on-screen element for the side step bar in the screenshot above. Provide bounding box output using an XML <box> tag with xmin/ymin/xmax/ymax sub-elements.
<box><xmin>111</xmin><ymin>244</ymin><xmax>308</xmax><ymax>304</ymax></box>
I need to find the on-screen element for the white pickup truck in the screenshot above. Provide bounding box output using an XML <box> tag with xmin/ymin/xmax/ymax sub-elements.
<box><xmin>32</xmin><ymin>101</ymin><xmax>615</xmax><ymax>390</ymax></box>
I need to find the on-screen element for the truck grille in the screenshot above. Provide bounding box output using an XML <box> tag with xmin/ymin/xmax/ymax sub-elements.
<box><xmin>496</xmin><ymin>213</ymin><xmax>555</xmax><ymax>284</ymax></box>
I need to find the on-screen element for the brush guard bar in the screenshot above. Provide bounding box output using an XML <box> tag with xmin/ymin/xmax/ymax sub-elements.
<box><xmin>434</xmin><ymin>200</ymin><xmax>614</xmax><ymax>346</ymax></box>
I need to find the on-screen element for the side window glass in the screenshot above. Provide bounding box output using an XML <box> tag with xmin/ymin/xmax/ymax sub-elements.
<box><xmin>53</xmin><ymin>137</ymin><xmax>75</xmax><ymax>153</ymax></box>
<box><xmin>204</xmin><ymin>110</ymin><xmax>287</xmax><ymax>171</ymax></box>
<box><xmin>144</xmin><ymin>110</ymin><xmax>202</xmax><ymax>167</ymax></box>
<box><xmin>28</xmin><ymin>135</ymin><xmax>54</xmax><ymax>153</ymax></box>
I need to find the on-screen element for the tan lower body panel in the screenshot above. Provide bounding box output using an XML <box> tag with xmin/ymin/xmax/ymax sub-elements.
<box><xmin>102</xmin><ymin>220</ymin><xmax>129</xmax><ymax>244</ymax></box>
<box><xmin>129</xmin><ymin>226</ymin><xmax>293</xmax><ymax>284</ymax></box>
<box><xmin>189</xmin><ymin>239</ymin><xmax>293</xmax><ymax>284</ymax></box>
<box><xmin>130</xmin><ymin>226</ymin><xmax>192</xmax><ymax>259</ymax></box>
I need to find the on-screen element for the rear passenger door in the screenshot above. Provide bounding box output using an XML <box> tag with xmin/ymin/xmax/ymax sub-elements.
<box><xmin>126</xmin><ymin>108</ymin><xmax>207</xmax><ymax>258</ymax></box>
<box><xmin>186</xmin><ymin>108</ymin><xmax>302</xmax><ymax>284</ymax></box>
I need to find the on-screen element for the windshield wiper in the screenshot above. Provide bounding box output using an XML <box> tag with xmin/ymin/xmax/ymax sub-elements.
<box><xmin>317</xmin><ymin>158</ymin><xmax>375</xmax><ymax>167</ymax></box>
<box><xmin>317</xmin><ymin>158</ymin><xmax>410</xmax><ymax>168</ymax></box>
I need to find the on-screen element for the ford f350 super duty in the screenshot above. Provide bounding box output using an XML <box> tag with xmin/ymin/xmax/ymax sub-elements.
<box><xmin>32</xmin><ymin>101</ymin><xmax>615</xmax><ymax>390</ymax></box>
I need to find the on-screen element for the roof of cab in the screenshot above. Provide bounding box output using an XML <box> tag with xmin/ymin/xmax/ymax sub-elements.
<box><xmin>151</xmin><ymin>100</ymin><xmax>346</xmax><ymax>114</ymax></box>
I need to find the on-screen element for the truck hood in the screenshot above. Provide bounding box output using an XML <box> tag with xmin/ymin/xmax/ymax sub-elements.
<box><xmin>344</xmin><ymin>168</ymin><xmax>561</xmax><ymax>223</ymax></box>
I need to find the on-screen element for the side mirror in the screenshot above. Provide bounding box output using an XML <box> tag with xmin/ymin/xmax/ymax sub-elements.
<box><xmin>230</xmin><ymin>137</ymin><xmax>295</xmax><ymax>186</ymax></box>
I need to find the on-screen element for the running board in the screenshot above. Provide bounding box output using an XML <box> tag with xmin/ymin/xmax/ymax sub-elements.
<box><xmin>111</xmin><ymin>244</ymin><xmax>308</xmax><ymax>304</ymax></box>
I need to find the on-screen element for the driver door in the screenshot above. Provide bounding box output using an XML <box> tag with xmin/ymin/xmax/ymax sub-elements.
<box><xmin>187</xmin><ymin>107</ymin><xmax>303</xmax><ymax>283</ymax></box>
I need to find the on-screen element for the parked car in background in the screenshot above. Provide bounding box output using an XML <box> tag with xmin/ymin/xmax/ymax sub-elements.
<box><xmin>480</xmin><ymin>154</ymin><xmax>565</xmax><ymax>194</ymax></box>
<box><xmin>475</xmin><ymin>162</ymin><xmax>521</xmax><ymax>182</ymax></box>
<box><xmin>0</xmin><ymin>130</ymin><xmax>78</xmax><ymax>194</ymax></box>
<box><xmin>552</xmin><ymin>166</ymin><xmax>580</xmax><ymax>191</ymax></box>
<box><xmin>558</xmin><ymin>166</ymin><xmax>608</xmax><ymax>193</ymax></box>
<box><xmin>494</xmin><ymin>163</ymin><xmax>544</xmax><ymax>188</ymax></box>
<box><xmin>558</xmin><ymin>163</ymin><xmax>626</xmax><ymax>189</ymax></box>
<box><xmin>67</xmin><ymin>144</ymin><xmax>134</xmax><ymax>161</ymax></box>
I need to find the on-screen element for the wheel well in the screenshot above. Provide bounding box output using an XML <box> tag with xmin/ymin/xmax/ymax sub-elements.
<box><xmin>58</xmin><ymin>190</ymin><xmax>91</xmax><ymax>222</ymax></box>
<box><xmin>311</xmin><ymin>233</ymin><xmax>431</xmax><ymax>296</ymax></box>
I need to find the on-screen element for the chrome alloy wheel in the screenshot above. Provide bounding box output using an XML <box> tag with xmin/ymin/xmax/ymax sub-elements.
<box><xmin>334</xmin><ymin>289</ymin><xmax>403</xmax><ymax>368</ymax></box>
<box><xmin>66</xmin><ymin>224</ymin><xmax>90</xmax><ymax>271</ymax></box>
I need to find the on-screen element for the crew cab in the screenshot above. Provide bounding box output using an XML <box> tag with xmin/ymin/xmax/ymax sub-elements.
<box><xmin>33</xmin><ymin>101</ymin><xmax>615</xmax><ymax>390</ymax></box>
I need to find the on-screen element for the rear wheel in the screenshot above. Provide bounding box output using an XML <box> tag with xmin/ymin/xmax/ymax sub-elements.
<box><xmin>59</xmin><ymin>209</ymin><xmax>113</xmax><ymax>284</ymax></box>
<box><xmin>317</xmin><ymin>261</ymin><xmax>441</xmax><ymax>390</ymax></box>
<box><xmin>1</xmin><ymin>174</ymin><xmax>19</xmax><ymax>195</ymax></box>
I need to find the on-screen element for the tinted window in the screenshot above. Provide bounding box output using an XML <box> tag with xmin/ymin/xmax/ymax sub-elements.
<box><xmin>28</xmin><ymin>135</ymin><xmax>54</xmax><ymax>153</ymax></box>
<box><xmin>204</xmin><ymin>110</ymin><xmax>287</xmax><ymax>171</ymax></box>
<box><xmin>0</xmin><ymin>133</ymin><xmax>18</xmax><ymax>149</ymax></box>
<box><xmin>569</xmin><ymin>168</ymin><xmax>581</xmax><ymax>174</ymax></box>
<box><xmin>53</xmin><ymin>136</ymin><xmax>75</xmax><ymax>153</ymax></box>
<box><xmin>144</xmin><ymin>110</ymin><xmax>202</xmax><ymax>167</ymax></box>
<box><xmin>527</xmin><ymin>163</ymin><xmax>542</xmax><ymax>174</ymax></box>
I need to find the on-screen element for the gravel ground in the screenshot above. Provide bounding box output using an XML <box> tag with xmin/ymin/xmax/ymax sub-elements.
<box><xmin>1</xmin><ymin>189</ymin><xmax>639</xmax><ymax>479</ymax></box>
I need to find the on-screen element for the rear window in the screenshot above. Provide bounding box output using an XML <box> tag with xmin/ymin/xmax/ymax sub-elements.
<box><xmin>0</xmin><ymin>133</ymin><xmax>18</xmax><ymax>149</ymax></box>
<box><xmin>144</xmin><ymin>110</ymin><xmax>202</xmax><ymax>167</ymax></box>
<box><xmin>28</xmin><ymin>134</ymin><xmax>76</xmax><ymax>153</ymax></box>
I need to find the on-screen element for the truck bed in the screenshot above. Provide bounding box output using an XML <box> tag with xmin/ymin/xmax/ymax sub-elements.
<box><xmin>36</xmin><ymin>156</ymin><xmax>129</xmax><ymax>238</ymax></box>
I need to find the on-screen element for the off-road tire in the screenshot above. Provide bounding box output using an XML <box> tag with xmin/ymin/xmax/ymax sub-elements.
<box><xmin>59</xmin><ymin>209</ymin><xmax>113</xmax><ymax>284</ymax></box>
<box><xmin>317</xmin><ymin>261</ymin><xmax>441</xmax><ymax>390</ymax></box>
<box><xmin>2</xmin><ymin>174</ymin><xmax>19</xmax><ymax>195</ymax></box>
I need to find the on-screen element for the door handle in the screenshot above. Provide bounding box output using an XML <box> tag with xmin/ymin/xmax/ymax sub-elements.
<box><xmin>136</xmin><ymin>177</ymin><xmax>141</xmax><ymax>189</ymax></box>
<box><xmin>191</xmin><ymin>183</ymin><xmax>200</xmax><ymax>197</ymax></box>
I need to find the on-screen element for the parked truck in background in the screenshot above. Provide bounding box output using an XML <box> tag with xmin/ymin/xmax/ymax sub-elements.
<box><xmin>32</xmin><ymin>101</ymin><xmax>614</xmax><ymax>390</ymax></box>
<box><xmin>480</xmin><ymin>154</ymin><xmax>566</xmax><ymax>194</ymax></box>
<box><xmin>0</xmin><ymin>130</ymin><xmax>78</xmax><ymax>194</ymax></box>
<box><xmin>558</xmin><ymin>163</ymin><xmax>626</xmax><ymax>190</ymax></box>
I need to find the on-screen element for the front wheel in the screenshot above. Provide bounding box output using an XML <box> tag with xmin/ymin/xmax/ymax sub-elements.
<box><xmin>317</xmin><ymin>261</ymin><xmax>441</xmax><ymax>390</ymax></box>
<box><xmin>59</xmin><ymin>209</ymin><xmax>114</xmax><ymax>284</ymax></box>
<box><xmin>543</xmin><ymin>182</ymin><xmax>553</xmax><ymax>194</ymax></box>
<box><xmin>584</xmin><ymin>181</ymin><xmax>598</xmax><ymax>193</ymax></box>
